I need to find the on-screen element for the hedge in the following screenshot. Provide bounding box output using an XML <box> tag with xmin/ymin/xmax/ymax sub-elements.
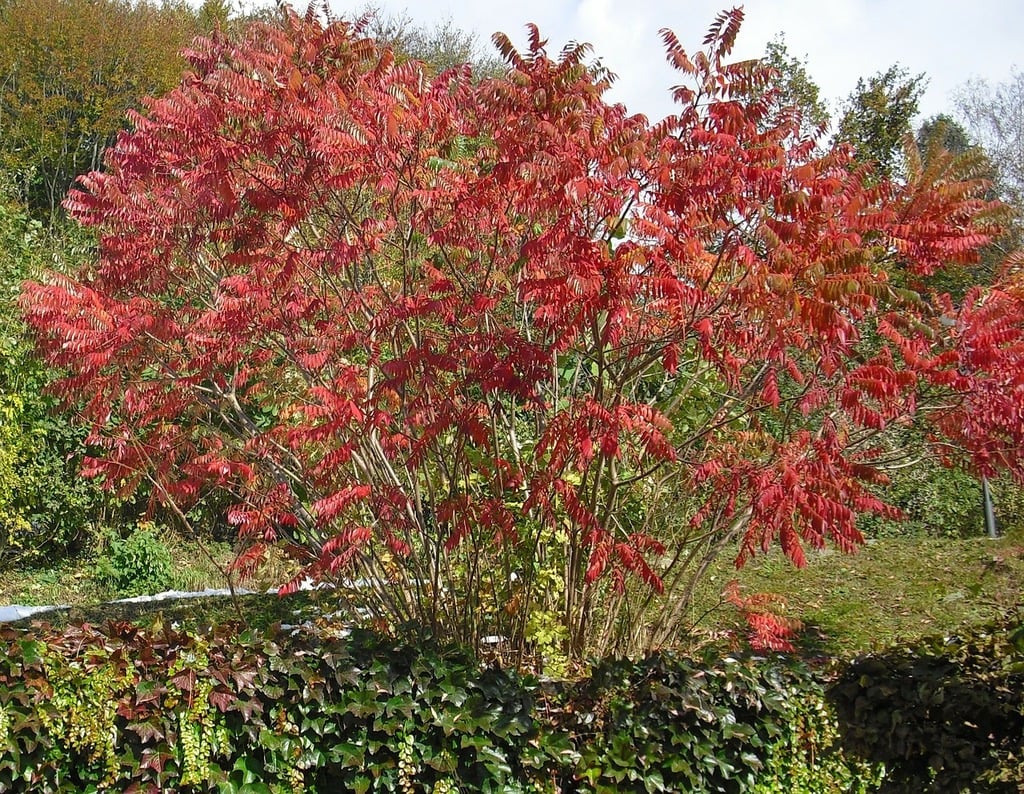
<box><xmin>0</xmin><ymin>617</ymin><xmax>882</xmax><ymax>793</ymax></box>
<box><xmin>830</xmin><ymin>610</ymin><xmax>1024</xmax><ymax>793</ymax></box>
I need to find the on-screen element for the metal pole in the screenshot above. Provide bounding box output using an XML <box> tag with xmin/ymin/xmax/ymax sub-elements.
<box><xmin>983</xmin><ymin>476</ymin><xmax>999</xmax><ymax>539</ymax></box>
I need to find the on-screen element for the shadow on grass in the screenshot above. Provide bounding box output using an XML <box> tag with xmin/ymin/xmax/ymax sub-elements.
<box><xmin>788</xmin><ymin>618</ymin><xmax>840</xmax><ymax>660</ymax></box>
<box><xmin>8</xmin><ymin>589</ymin><xmax>327</xmax><ymax>633</ymax></box>
<box><xmin>828</xmin><ymin>618</ymin><xmax>1024</xmax><ymax>793</ymax></box>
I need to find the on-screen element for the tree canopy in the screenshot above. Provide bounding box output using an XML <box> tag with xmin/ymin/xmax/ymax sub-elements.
<box><xmin>0</xmin><ymin>0</ymin><xmax>212</xmax><ymax>216</ymax></box>
<box><xmin>837</xmin><ymin>65</ymin><xmax>926</xmax><ymax>181</ymax></box>
<box><xmin>20</xmin><ymin>7</ymin><xmax>1024</xmax><ymax>658</ymax></box>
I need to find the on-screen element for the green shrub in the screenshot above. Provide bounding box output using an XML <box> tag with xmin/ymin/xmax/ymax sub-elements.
<box><xmin>0</xmin><ymin>395</ymin><xmax>31</xmax><ymax>555</ymax></box>
<box><xmin>0</xmin><ymin>194</ymin><xmax>108</xmax><ymax>566</ymax></box>
<box><xmin>753</xmin><ymin>669</ymin><xmax>885</xmax><ymax>794</ymax></box>
<box><xmin>830</xmin><ymin>610</ymin><xmax>1024</xmax><ymax>792</ymax></box>
<box><xmin>860</xmin><ymin>456</ymin><xmax>984</xmax><ymax>538</ymax></box>
<box><xmin>93</xmin><ymin>523</ymin><xmax>175</xmax><ymax>597</ymax></box>
<box><xmin>990</xmin><ymin>476</ymin><xmax>1024</xmax><ymax>538</ymax></box>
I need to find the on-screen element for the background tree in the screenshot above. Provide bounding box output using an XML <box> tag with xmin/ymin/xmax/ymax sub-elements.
<box><xmin>0</xmin><ymin>0</ymin><xmax>210</xmax><ymax>217</ymax></box>
<box><xmin>917</xmin><ymin>113</ymin><xmax>973</xmax><ymax>156</ymax></box>
<box><xmin>356</xmin><ymin>5</ymin><xmax>504</xmax><ymax>79</ymax></box>
<box><xmin>955</xmin><ymin>68</ymin><xmax>1024</xmax><ymax>212</ymax></box>
<box><xmin>760</xmin><ymin>35</ymin><xmax>831</xmax><ymax>140</ymax></box>
<box><xmin>911</xmin><ymin>114</ymin><xmax>1010</xmax><ymax>298</ymax></box>
<box><xmin>836</xmin><ymin>65</ymin><xmax>926</xmax><ymax>181</ymax></box>
<box><xmin>20</xmin><ymin>8</ymin><xmax>1024</xmax><ymax>662</ymax></box>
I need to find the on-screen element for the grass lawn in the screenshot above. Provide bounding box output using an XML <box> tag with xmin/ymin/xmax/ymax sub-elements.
<box><xmin>693</xmin><ymin>528</ymin><xmax>1024</xmax><ymax>656</ymax></box>
<box><xmin>2</xmin><ymin>527</ymin><xmax>1021</xmax><ymax>658</ymax></box>
<box><xmin>0</xmin><ymin>532</ymin><xmax>329</xmax><ymax>632</ymax></box>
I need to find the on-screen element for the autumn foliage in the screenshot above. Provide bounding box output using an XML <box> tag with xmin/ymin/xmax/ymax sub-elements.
<box><xmin>0</xmin><ymin>0</ymin><xmax>208</xmax><ymax>216</ymax></box>
<box><xmin>20</xmin><ymin>7</ymin><xmax>1024</xmax><ymax>658</ymax></box>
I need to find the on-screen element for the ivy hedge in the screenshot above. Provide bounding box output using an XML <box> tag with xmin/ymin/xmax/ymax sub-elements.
<box><xmin>12</xmin><ymin>611</ymin><xmax>1022</xmax><ymax>792</ymax></box>
<box><xmin>830</xmin><ymin>610</ymin><xmax>1024</xmax><ymax>793</ymax></box>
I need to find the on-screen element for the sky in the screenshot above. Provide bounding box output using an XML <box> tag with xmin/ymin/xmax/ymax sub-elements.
<box><xmin>325</xmin><ymin>0</ymin><xmax>1023</xmax><ymax>129</ymax></box>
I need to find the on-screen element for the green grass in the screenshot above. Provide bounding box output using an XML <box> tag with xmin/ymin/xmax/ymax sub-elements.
<box><xmin>5</xmin><ymin>589</ymin><xmax>332</xmax><ymax>634</ymax></box>
<box><xmin>3</xmin><ymin>526</ymin><xmax>1022</xmax><ymax>659</ymax></box>
<box><xmin>0</xmin><ymin>528</ymin><xmax>343</xmax><ymax>633</ymax></box>
<box><xmin>0</xmin><ymin>557</ymin><xmax>114</xmax><ymax>606</ymax></box>
<box><xmin>693</xmin><ymin>529</ymin><xmax>1024</xmax><ymax>656</ymax></box>
<box><xmin>0</xmin><ymin>531</ymin><xmax>237</xmax><ymax>606</ymax></box>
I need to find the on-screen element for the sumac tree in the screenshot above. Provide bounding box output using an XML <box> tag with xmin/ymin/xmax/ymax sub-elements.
<box><xmin>20</xmin><ymin>7</ymin><xmax>1024</xmax><ymax>661</ymax></box>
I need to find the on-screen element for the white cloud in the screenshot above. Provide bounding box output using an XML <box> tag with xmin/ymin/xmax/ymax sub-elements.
<box><xmin>327</xmin><ymin>0</ymin><xmax>1023</xmax><ymax>125</ymax></box>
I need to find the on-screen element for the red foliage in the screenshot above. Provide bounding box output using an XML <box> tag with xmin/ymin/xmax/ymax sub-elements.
<box><xmin>20</xmin><ymin>7</ymin><xmax>1024</xmax><ymax>652</ymax></box>
<box><xmin>723</xmin><ymin>581</ymin><xmax>803</xmax><ymax>652</ymax></box>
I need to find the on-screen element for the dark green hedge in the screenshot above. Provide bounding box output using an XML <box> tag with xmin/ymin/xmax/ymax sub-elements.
<box><xmin>830</xmin><ymin>611</ymin><xmax>1024</xmax><ymax>793</ymax></box>
<box><xmin>4</xmin><ymin>611</ymin><xmax>1020</xmax><ymax>792</ymax></box>
<box><xmin>0</xmin><ymin>618</ymin><xmax>877</xmax><ymax>793</ymax></box>
<box><xmin>0</xmin><ymin>621</ymin><xmax>547</xmax><ymax>793</ymax></box>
